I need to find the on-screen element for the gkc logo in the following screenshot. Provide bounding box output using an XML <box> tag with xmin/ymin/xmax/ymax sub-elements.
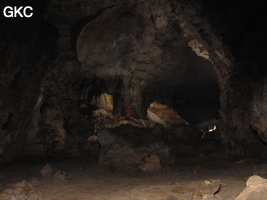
<box><xmin>3</xmin><ymin>6</ymin><xmax>33</xmax><ymax>18</ymax></box>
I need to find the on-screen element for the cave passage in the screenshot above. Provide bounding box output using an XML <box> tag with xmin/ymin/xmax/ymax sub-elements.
<box><xmin>1</xmin><ymin>0</ymin><xmax>267</xmax><ymax>199</ymax></box>
<box><xmin>173</xmin><ymin>56</ymin><xmax>221</xmax><ymax>125</ymax></box>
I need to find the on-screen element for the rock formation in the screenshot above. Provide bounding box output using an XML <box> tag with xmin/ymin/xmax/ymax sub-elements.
<box><xmin>1</xmin><ymin>0</ymin><xmax>267</xmax><ymax>166</ymax></box>
<box><xmin>236</xmin><ymin>175</ymin><xmax>267</xmax><ymax>200</ymax></box>
<box><xmin>147</xmin><ymin>101</ymin><xmax>188</xmax><ymax>129</ymax></box>
<box><xmin>97</xmin><ymin>125</ymin><xmax>174</xmax><ymax>171</ymax></box>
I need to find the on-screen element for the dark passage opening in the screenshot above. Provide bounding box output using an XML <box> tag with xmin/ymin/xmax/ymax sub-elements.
<box><xmin>173</xmin><ymin>55</ymin><xmax>221</xmax><ymax>125</ymax></box>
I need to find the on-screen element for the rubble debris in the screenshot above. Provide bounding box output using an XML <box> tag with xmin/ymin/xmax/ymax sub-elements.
<box><xmin>40</xmin><ymin>164</ymin><xmax>54</xmax><ymax>177</ymax></box>
<box><xmin>194</xmin><ymin>179</ymin><xmax>221</xmax><ymax>199</ymax></box>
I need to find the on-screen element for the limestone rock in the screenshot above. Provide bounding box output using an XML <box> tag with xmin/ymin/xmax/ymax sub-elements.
<box><xmin>84</xmin><ymin>135</ymin><xmax>100</xmax><ymax>162</ymax></box>
<box><xmin>75</xmin><ymin>1</ymin><xmax>210</xmax><ymax>121</ymax></box>
<box><xmin>195</xmin><ymin>179</ymin><xmax>221</xmax><ymax>198</ymax></box>
<box><xmin>76</xmin><ymin>6</ymin><xmax>139</xmax><ymax>79</ymax></box>
<box><xmin>250</xmin><ymin>79</ymin><xmax>267</xmax><ymax>144</ymax></box>
<box><xmin>97</xmin><ymin>125</ymin><xmax>172</xmax><ymax>170</ymax></box>
<box><xmin>28</xmin><ymin>178</ymin><xmax>39</xmax><ymax>185</ymax></box>
<box><xmin>147</xmin><ymin>102</ymin><xmax>188</xmax><ymax>129</ymax></box>
<box><xmin>93</xmin><ymin>108</ymin><xmax>113</xmax><ymax>118</ymax></box>
<box><xmin>95</xmin><ymin>116</ymin><xmax>146</xmax><ymax>131</ymax></box>
<box><xmin>10</xmin><ymin>180</ymin><xmax>33</xmax><ymax>189</ymax></box>
<box><xmin>40</xmin><ymin>164</ymin><xmax>54</xmax><ymax>177</ymax></box>
<box><xmin>41</xmin><ymin>106</ymin><xmax>67</xmax><ymax>152</ymax></box>
<box><xmin>0</xmin><ymin>179</ymin><xmax>41</xmax><ymax>200</ymax></box>
<box><xmin>92</xmin><ymin>93</ymin><xmax>113</xmax><ymax>111</ymax></box>
<box><xmin>140</xmin><ymin>155</ymin><xmax>162</xmax><ymax>172</ymax></box>
<box><xmin>188</xmin><ymin>38</ymin><xmax>210</xmax><ymax>60</ymax></box>
<box><xmin>235</xmin><ymin>175</ymin><xmax>267</xmax><ymax>200</ymax></box>
<box><xmin>54</xmin><ymin>171</ymin><xmax>67</xmax><ymax>182</ymax></box>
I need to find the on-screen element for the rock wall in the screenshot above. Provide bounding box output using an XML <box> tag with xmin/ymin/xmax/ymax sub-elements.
<box><xmin>0</xmin><ymin>1</ymin><xmax>57</xmax><ymax>164</ymax></box>
<box><xmin>1</xmin><ymin>0</ymin><xmax>267</xmax><ymax>164</ymax></box>
<box><xmin>75</xmin><ymin>0</ymin><xmax>220</xmax><ymax>119</ymax></box>
<box><xmin>250</xmin><ymin>79</ymin><xmax>267</xmax><ymax>144</ymax></box>
<box><xmin>173</xmin><ymin>0</ymin><xmax>267</xmax><ymax>157</ymax></box>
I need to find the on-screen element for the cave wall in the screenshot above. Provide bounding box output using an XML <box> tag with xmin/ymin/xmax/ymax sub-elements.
<box><xmin>174</xmin><ymin>0</ymin><xmax>267</xmax><ymax>157</ymax></box>
<box><xmin>0</xmin><ymin>1</ymin><xmax>57</xmax><ymax>164</ymax></box>
<box><xmin>250</xmin><ymin>79</ymin><xmax>267</xmax><ymax>144</ymax></box>
<box><xmin>46</xmin><ymin>0</ymin><xmax>267</xmax><ymax>157</ymax></box>
<box><xmin>75</xmin><ymin>1</ymin><xmax>211</xmax><ymax>118</ymax></box>
<box><xmin>1</xmin><ymin>0</ymin><xmax>267</xmax><ymax>164</ymax></box>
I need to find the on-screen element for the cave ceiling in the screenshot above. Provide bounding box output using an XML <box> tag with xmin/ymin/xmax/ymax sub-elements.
<box><xmin>38</xmin><ymin>0</ymin><xmax>217</xmax><ymax>90</ymax></box>
<box><xmin>76</xmin><ymin>5</ymin><xmax>215</xmax><ymax>88</ymax></box>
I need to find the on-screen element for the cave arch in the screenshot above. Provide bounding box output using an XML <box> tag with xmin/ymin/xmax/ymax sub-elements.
<box><xmin>173</xmin><ymin>56</ymin><xmax>220</xmax><ymax>125</ymax></box>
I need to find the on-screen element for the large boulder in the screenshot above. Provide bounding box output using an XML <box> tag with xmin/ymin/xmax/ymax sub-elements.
<box><xmin>97</xmin><ymin>125</ymin><xmax>173</xmax><ymax>171</ymax></box>
<box><xmin>194</xmin><ymin>180</ymin><xmax>221</xmax><ymax>199</ymax></box>
<box><xmin>147</xmin><ymin>101</ymin><xmax>188</xmax><ymax>129</ymax></box>
<box><xmin>235</xmin><ymin>175</ymin><xmax>267</xmax><ymax>200</ymax></box>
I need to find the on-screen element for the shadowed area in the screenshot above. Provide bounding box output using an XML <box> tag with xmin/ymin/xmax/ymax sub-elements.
<box><xmin>1</xmin><ymin>0</ymin><xmax>267</xmax><ymax>199</ymax></box>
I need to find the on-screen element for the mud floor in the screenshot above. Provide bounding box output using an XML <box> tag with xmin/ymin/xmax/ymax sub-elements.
<box><xmin>0</xmin><ymin>155</ymin><xmax>264</xmax><ymax>200</ymax></box>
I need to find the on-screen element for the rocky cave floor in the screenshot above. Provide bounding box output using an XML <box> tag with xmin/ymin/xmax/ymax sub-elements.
<box><xmin>1</xmin><ymin>154</ymin><xmax>266</xmax><ymax>200</ymax></box>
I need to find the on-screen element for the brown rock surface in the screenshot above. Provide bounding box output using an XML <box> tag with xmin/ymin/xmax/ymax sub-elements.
<box><xmin>195</xmin><ymin>179</ymin><xmax>221</xmax><ymax>198</ymax></box>
<box><xmin>140</xmin><ymin>155</ymin><xmax>162</xmax><ymax>172</ymax></box>
<box><xmin>235</xmin><ymin>175</ymin><xmax>267</xmax><ymax>200</ymax></box>
<box><xmin>97</xmin><ymin>125</ymin><xmax>173</xmax><ymax>170</ymax></box>
<box><xmin>40</xmin><ymin>164</ymin><xmax>54</xmax><ymax>177</ymax></box>
<box><xmin>147</xmin><ymin>102</ymin><xmax>188</xmax><ymax>129</ymax></box>
<box><xmin>0</xmin><ymin>179</ymin><xmax>41</xmax><ymax>200</ymax></box>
